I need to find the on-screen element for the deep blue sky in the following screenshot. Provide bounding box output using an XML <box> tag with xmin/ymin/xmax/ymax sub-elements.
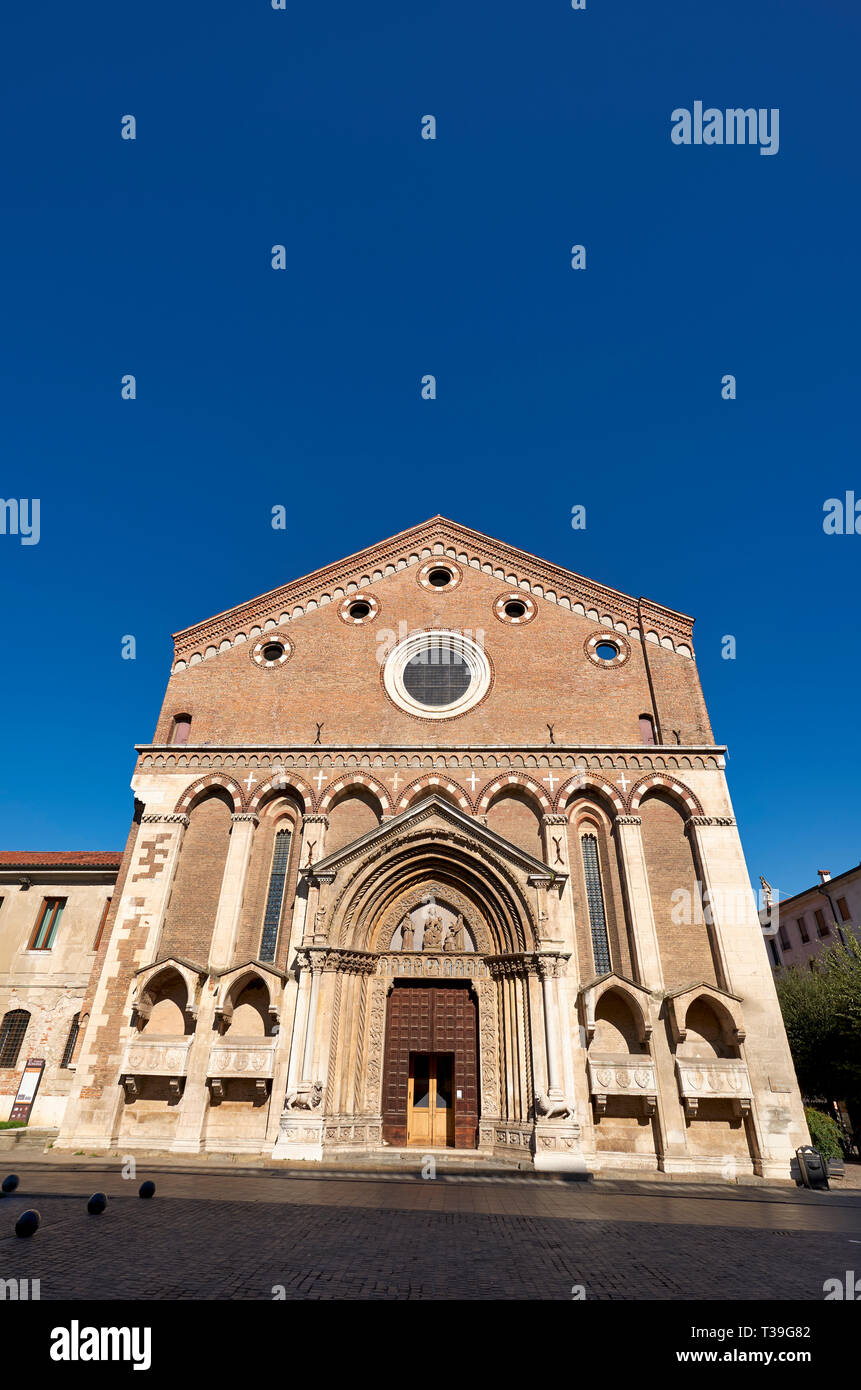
<box><xmin>1</xmin><ymin>2</ymin><xmax>858</xmax><ymax>902</ymax></box>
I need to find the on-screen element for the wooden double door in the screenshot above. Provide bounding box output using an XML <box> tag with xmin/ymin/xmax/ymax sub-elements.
<box><xmin>381</xmin><ymin>984</ymin><xmax>479</xmax><ymax>1149</ymax></box>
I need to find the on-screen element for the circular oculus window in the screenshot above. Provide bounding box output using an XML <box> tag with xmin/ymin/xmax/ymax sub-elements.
<box><xmin>493</xmin><ymin>591</ymin><xmax>536</xmax><ymax>625</ymax></box>
<box><xmin>251</xmin><ymin>633</ymin><xmax>294</xmax><ymax>668</ymax></box>
<box><xmin>585</xmin><ymin>631</ymin><xmax>631</xmax><ymax>668</ymax></box>
<box><xmin>338</xmin><ymin>593</ymin><xmax>380</xmax><ymax>625</ymax></box>
<box><xmin>416</xmin><ymin>559</ymin><xmax>463</xmax><ymax>592</ymax></box>
<box><xmin>383</xmin><ymin>630</ymin><xmax>491</xmax><ymax>719</ymax></box>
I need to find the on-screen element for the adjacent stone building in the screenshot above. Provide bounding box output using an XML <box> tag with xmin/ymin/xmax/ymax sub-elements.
<box><xmin>0</xmin><ymin>853</ymin><xmax>120</xmax><ymax>1128</ymax></box>
<box><xmin>53</xmin><ymin>517</ymin><xmax>808</xmax><ymax>1175</ymax></box>
<box><xmin>760</xmin><ymin>864</ymin><xmax>861</xmax><ymax>972</ymax></box>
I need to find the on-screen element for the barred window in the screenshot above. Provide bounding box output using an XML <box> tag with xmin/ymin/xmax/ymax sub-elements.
<box><xmin>259</xmin><ymin>830</ymin><xmax>292</xmax><ymax>962</ymax></box>
<box><xmin>0</xmin><ymin>1009</ymin><xmax>30</xmax><ymax>1069</ymax></box>
<box><xmin>581</xmin><ymin>834</ymin><xmax>612</xmax><ymax>975</ymax></box>
<box><xmin>60</xmin><ymin>1013</ymin><xmax>80</xmax><ymax>1068</ymax></box>
<box><xmin>29</xmin><ymin>898</ymin><xmax>66</xmax><ymax>951</ymax></box>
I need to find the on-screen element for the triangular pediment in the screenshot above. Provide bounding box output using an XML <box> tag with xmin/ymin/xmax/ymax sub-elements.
<box><xmin>172</xmin><ymin>516</ymin><xmax>695</xmax><ymax>667</ymax></box>
<box><xmin>306</xmin><ymin>793</ymin><xmax>565</xmax><ymax>884</ymax></box>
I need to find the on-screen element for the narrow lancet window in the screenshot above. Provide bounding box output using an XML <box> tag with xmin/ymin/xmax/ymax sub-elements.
<box><xmin>581</xmin><ymin>833</ymin><xmax>612</xmax><ymax>974</ymax></box>
<box><xmin>259</xmin><ymin>830</ymin><xmax>291</xmax><ymax>962</ymax></box>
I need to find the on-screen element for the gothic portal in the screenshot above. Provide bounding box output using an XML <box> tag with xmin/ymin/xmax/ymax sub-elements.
<box><xmin>56</xmin><ymin>517</ymin><xmax>808</xmax><ymax>1176</ymax></box>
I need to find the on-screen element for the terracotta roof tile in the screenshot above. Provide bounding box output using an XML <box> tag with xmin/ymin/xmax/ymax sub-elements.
<box><xmin>0</xmin><ymin>851</ymin><xmax>122</xmax><ymax>868</ymax></box>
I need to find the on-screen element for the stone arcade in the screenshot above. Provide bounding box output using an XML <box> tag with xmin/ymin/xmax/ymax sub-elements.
<box><xmin>56</xmin><ymin>517</ymin><xmax>808</xmax><ymax>1176</ymax></box>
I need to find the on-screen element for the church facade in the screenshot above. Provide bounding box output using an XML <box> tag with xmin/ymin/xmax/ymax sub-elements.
<box><xmin>57</xmin><ymin>518</ymin><xmax>808</xmax><ymax>1176</ymax></box>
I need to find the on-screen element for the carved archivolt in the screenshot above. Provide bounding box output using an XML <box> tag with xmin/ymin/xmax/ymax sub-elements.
<box><xmin>328</xmin><ymin>826</ymin><xmax>537</xmax><ymax>954</ymax></box>
<box><xmin>374</xmin><ymin>881</ymin><xmax>491</xmax><ymax>955</ymax></box>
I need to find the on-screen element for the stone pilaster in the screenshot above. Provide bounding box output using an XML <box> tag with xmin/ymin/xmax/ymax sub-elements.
<box><xmin>55</xmin><ymin>812</ymin><xmax>190</xmax><ymax>1150</ymax></box>
<box><xmin>207</xmin><ymin>813</ymin><xmax>258</xmax><ymax>973</ymax></box>
<box><xmin>613</xmin><ymin>816</ymin><xmax>664</xmax><ymax>990</ymax></box>
<box><xmin>685</xmin><ymin>815</ymin><xmax>809</xmax><ymax>1177</ymax></box>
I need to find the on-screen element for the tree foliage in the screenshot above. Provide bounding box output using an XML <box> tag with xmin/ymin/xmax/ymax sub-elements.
<box><xmin>775</xmin><ymin>936</ymin><xmax>861</xmax><ymax>1107</ymax></box>
<box><xmin>804</xmin><ymin>1107</ymin><xmax>844</xmax><ymax>1159</ymax></box>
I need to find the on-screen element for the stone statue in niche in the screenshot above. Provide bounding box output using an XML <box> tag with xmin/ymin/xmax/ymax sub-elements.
<box><xmin>422</xmin><ymin>906</ymin><xmax>447</xmax><ymax>952</ymax></box>
<box><xmin>399</xmin><ymin>915</ymin><xmax>415</xmax><ymax>952</ymax></box>
<box><xmin>445</xmin><ymin>915</ymin><xmax>465</xmax><ymax>952</ymax></box>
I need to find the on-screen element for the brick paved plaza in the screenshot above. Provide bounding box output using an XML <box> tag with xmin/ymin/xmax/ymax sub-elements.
<box><xmin>1</xmin><ymin>1161</ymin><xmax>860</xmax><ymax>1300</ymax></box>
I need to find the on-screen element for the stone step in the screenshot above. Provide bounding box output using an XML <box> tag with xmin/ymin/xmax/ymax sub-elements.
<box><xmin>0</xmin><ymin>1127</ymin><xmax>58</xmax><ymax>1152</ymax></box>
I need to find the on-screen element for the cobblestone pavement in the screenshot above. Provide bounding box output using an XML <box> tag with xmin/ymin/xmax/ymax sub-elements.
<box><xmin>1</xmin><ymin>1163</ymin><xmax>859</xmax><ymax>1300</ymax></box>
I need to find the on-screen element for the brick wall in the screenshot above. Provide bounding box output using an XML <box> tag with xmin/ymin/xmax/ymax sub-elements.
<box><xmin>641</xmin><ymin>793</ymin><xmax>718</xmax><ymax>988</ymax></box>
<box><xmin>158</xmin><ymin>792</ymin><xmax>232</xmax><ymax>964</ymax></box>
<box><xmin>153</xmin><ymin>566</ymin><xmax>711</xmax><ymax>749</ymax></box>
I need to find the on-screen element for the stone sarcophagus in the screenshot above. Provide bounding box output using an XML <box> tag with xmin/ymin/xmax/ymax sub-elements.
<box><xmin>120</xmin><ymin>1036</ymin><xmax>194</xmax><ymax>1098</ymax></box>
<box><xmin>675</xmin><ymin>1057</ymin><xmax>752</xmax><ymax>1118</ymax></box>
<box><xmin>207</xmin><ymin>1040</ymin><xmax>276</xmax><ymax>1099</ymax></box>
<box><xmin>587</xmin><ymin>1053</ymin><xmax>657</xmax><ymax>1116</ymax></box>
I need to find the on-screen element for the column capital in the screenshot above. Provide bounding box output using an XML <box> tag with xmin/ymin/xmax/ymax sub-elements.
<box><xmin>231</xmin><ymin>812</ymin><xmax>259</xmax><ymax>826</ymax></box>
<box><xmin>541</xmin><ymin>813</ymin><xmax>569</xmax><ymax>826</ymax></box>
<box><xmin>614</xmin><ymin>815</ymin><xmax>642</xmax><ymax>827</ymax></box>
<box><xmin>297</xmin><ymin>948</ymin><xmax>329</xmax><ymax>974</ymax></box>
<box><xmin>686</xmin><ymin>815</ymin><xmax>736</xmax><ymax>833</ymax></box>
<box><xmin>535</xmin><ymin>952</ymin><xmax>568</xmax><ymax>981</ymax></box>
<box><xmin>141</xmin><ymin>812</ymin><xmax>189</xmax><ymax>826</ymax></box>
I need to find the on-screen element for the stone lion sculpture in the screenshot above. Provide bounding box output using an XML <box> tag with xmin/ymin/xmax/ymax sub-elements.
<box><xmin>284</xmin><ymin>1081</ymin><xmax>323</xmax><ymax>1111</ymax></box>
<box><xmin>534</xmin><ymin>1089</ymin><xmax>574</xmax><ymax>1121</ymax></box>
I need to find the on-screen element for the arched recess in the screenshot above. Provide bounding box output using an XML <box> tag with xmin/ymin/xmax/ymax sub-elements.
<box><xmin>628</xmin><ymin>774</ymin><xmax>703</xmax><ymax>818</ymax></box>
<box><xmin>639</xmin><ymin>791</ymin><xmax>719</xmax><ymax>988</ymax></box>
<box><xmin>324</xmin><ymin>787</ymin><xmax>383</xmax><ymax>856</ymax></box>
<box><xmin>567</xmin><ymin>798</ymin><xmax>633</xmax><ymax>980</ymax></box>
<box><xmin>133</xmin><ymin>964</ymin><xmax>197</xmax><ymax>1036</ymax></box>
<box><xmin>394</xmin><ymin>775</ymin><xmax>471</xmax><ymax>814</ymax></box>
<box><xmin>557</xmin><ymin>772</ymin><xmax>626</xmax><ymax>816</ymax></box>
<box><xmin>320</xmin><ymin>773</ymin><xmax>391</xmax><ymax>818</ymax></box>
<box><xmin>159</xmin><ymin>790</ymin><xmax>234</xmax><ymax>963</ymax></box>
<box><xmin>677</xmin><ymin>997</ymin><xmax>737</xmax><ymax>1060</ymax></box>
<box><xmin>247</xmin><ymin>771</ymin><xmax>313</xmax><ymax>815</ymax></box>
<box><xmin>666</xmin><ymin>986</ymin><xmax>754</xmax><ymax>1163</ymax></box>
<box><xmin>484</xmin><ymin>787</ymin><xmax>544</xmax><ymax>857</ymax></box>
<box><xmin>476</xmin><ymin>773</ymin><xmax>550</xmax><ymax>816</ymax></box>
<box><xmin>233</xmin><ymin>793</ymin><xmax>304</xmax><ymax>969</ymax></box>
<box><xmin>588</xmin><ymin>986</ymin><xmax>650</xmax><ymax>1056</ymax></box>
<box><xmin>585</xmin><ymin>984</ymin><xmax>658</xmax><ymax>1152</ymax></box>
<box><xmin>175</xmin><ymin>774</ymin><xmax>244</xmax><ymax>815</ymax></box>
<box><xmin>329</xmin><ymin>829</ymin><xmax>537</xmax><ymax>957</ymax></box>
<box><xmin>221</xmin><ymin>975</ymin><xmax>272</xmax><ymax>1037</ymax></box>
<box><xmin>665</xmin><ymin>985</ymin><xmax>745</xmax><ymax>1052</ymax></box>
